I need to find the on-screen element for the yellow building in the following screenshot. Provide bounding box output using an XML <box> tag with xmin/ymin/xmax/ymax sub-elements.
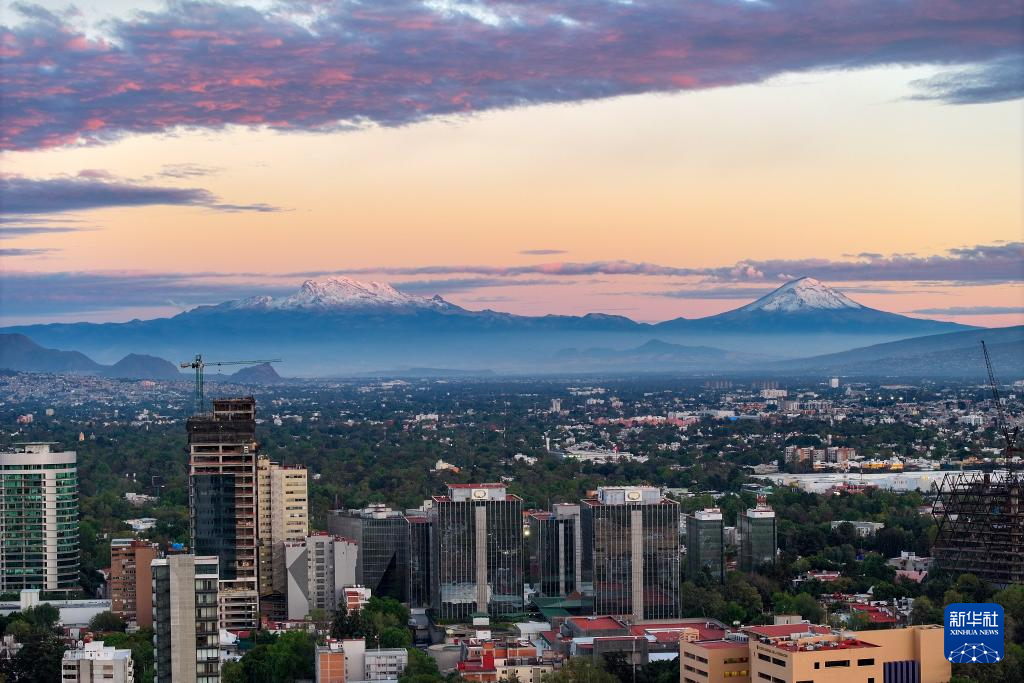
<box><xmin>681</xmin><ymin>625</ymin><xmax>950</xmax><ymax>683</ymax></box>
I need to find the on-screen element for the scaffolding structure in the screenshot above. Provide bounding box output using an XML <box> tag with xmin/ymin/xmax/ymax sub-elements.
<box><xmin>932</xmin><ymin>470</ymin><xmax>1024</xmax><ymax>588</ymax></box>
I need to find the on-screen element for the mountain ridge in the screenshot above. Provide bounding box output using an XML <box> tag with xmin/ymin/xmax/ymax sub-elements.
<box><xmin>1</xmin><ymin>276</ymin><xmax>978</xmax><ymax>373</ymax></box>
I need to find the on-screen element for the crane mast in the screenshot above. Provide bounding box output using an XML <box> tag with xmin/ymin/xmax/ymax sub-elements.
<box><xmin>981</xmin><ymin>340</ymin><xmax>1018</xmax><ymax>472</ymax></box>
<box><xmin>180</xmin><ymin>353</ymin><xmax>282</xmax><ymax>414</ymax></box>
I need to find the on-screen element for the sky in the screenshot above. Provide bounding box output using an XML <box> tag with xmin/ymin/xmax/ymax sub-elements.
<box><xmin>1</xmin><ymin>0</ymin><xmax>1022</xmax><ymax>327</ymax></box>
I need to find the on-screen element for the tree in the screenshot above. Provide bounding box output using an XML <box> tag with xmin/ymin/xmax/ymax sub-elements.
<box><xmin>909</xmin><ymin>596</ymin><xmax>942</xmax><ymax>626</ymax></box>
<box><xmin>542</xmin><ymin>658</ymin><xmax>618</xmax><ymax>683</ymax></box>
<box><xmin>89</xmin><ymin>610</ymin><xmax>127</xmax><ymax>633</ymax></box>
<box><xmin>104</xmin><ymin>629</ymin><xmax>155</xmax><ymax>683</ymax></box>
<box><xmin>380</xmin><ymin>626</ymin><xmax>413</xmax><ymax>648</ymax></box>
<box><xmin>400</xmin><ymin>648</ymin><xmax>447</xmax><ymax>683</ymax></box>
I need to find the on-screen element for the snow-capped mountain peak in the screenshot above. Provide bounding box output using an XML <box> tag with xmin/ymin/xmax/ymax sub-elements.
<box><xmin>736</xmin><ymin>277</ymin><xmax>863</xmax><ymax>313</ymax></box>
<box><xmin>226</xmin><ymin>276</ymin><xmax>456</xmax><ymax>311</ymax></box>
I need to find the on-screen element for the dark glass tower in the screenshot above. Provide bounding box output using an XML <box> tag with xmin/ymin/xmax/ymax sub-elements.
<box><xmin>738</xmin><ymin>498</ymin><xmax>777</xmax><ymax>572</ymax></box>
<box><xmin>433</xmin><ymin>484</ymin><xmax>524</xmax><ymax>621</ymax></box>
<box><xmin>406</xmin><ymin>513</ymin><xmax>434</xmax><ymax>608</ymax></box>
<box><xmin>581</xmin><ymin>487</ymin><xmax>680</xmax><ymax>621</ymax></box>
<box><xmin>188</xmin><ymin>397</ymin><xmax>259</xmax><ymax>631</ymax></box>
<box><xmin>686</xmin><ymin>508</ymin><xmax>725</xmax><ymax>582</ymax></box>
<box><xmin>528</xmin><ymin>503</ymin><xmax>580</xmax><ymax>597</ymax></box>
<box><xmin>327</xmin><ymin>503</ymin><xmax>409</xmax><ymax>600</ymax></box>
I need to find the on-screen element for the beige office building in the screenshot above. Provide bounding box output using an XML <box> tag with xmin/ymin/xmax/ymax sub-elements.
<box><xmin>681</xmin><ymin>624</ymin><xmax>950</xmax><ymax>683</ymax></box>
<box><xmin>256</xmin><ymin>457</ymin><xmax>309</xmax><ymax>597</ymax></box>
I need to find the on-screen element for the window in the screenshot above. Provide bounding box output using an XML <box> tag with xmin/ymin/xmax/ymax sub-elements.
<box><xmin>771</xmin><ymin>658</ymin><xmax>786</xmax><ymax>667</ymax></box>
<box><xmin>857</xmin><ymin>659</ymin><xmax>875</xmax><ymax>666</ymax></box>
<box><xmin>758</xmin><ymin>654</ymin><xmax>772</xmax><ymax>663</ymax></box>
<box><xmin>813</xmin><ymin>663</ymin><xmax>820</xmax><ymax>670</ymax></box>
<box><xmin>824</xmin><ymin>660</ymin><xmax>850</xmax><ymax>668</ymax></box>
<box><xmin>758</xmin><ymin>673</ymin><xmax>772</xmax><ymax>681</ymax></box>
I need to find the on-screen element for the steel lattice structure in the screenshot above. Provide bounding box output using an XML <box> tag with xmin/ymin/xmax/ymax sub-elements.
<box><xmin>932</xmin><ymin>470</ymin><xmax>1024</xmax><ymax>588</ymax></box>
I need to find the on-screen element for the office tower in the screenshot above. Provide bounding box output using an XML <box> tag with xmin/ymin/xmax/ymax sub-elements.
<box><xmin>686</xmin><ymin>509</ymin><xmax>725</xmax><ymax>582</ymax></box>
<box><xmin>580</xmin><ymin>486</ymin><xmax>680</xmax><ymax>621</ymax></box>
<box><xmin>433</xmin><ymin>484</ymin><xmax>524</xmax><ymax>621</ymax></box>
<box><xmin>256</xmin><ymin>457</ymin><xmax>309</xmax><ymax>597</ymax></box>
<box><xmin>738</xmin><ymin>498</ymin><xmax>776</xmax><ymax>572</ymax></box>
<box><xmin>61</xmin><ymin>641</ymin><xmax>135</xmax><ymax>682</ymax></box>
<box><xmin>327</xmin><ymin>503</ymin><xmax>409</xmax><ymax>600</ymax></box>
<box><xmin>0</xmin><ymin>442</ymin><xmax>78</xmax><ymax>594</ymax></box>
<box><xmin>110</xmin><ymin>538</ymin><xmax>160</xmax><ymax>628</ymax></box>
<box><xmin>528</xmin><ymin>503</ymin><xmax>581</xmax><ymax>597</ymax></box>
<box><xmin>283</xmin><ymin>533</ymin><xmax>358</xmax><ymax>620</ymax></box>
<box><xmin>188</xmin><ymin>397</ymin><xmax>260</xmax><ymax>631</ymax></box>
<box><xmin>152</xmin><ymin>554</ymin><xmax>220</xmax><ymax>683</ymax></box>
<box><xmin>406</xmin><ymin>513</ymin><xmax>433</xmax><ymax>608</ymax></box>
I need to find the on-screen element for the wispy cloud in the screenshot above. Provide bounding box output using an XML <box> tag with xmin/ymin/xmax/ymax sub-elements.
<box><xmin>0</xmin><ymin>247</ymin><xmax>57</xmax><ymax>257</ymax></box>
<box><xmin>0</xmin><ymin>173</ymin><xmax>281</xmax><ymax>214</ymax></box>
<box><xmin>157</xmin><ymin>163</ymin><xmax>222</xmax><ymax>179</ymax></box>
<box><xmin>393</xmin><ymin>277</ymin><xmax>560</xmax><ymax>293</ymax></box>
<box><xmin>0</xmin><ymin>225</ymin><xmax>86</xmax><ymax>239</ymax></box>
<box><xmin>909</xmin><ymin>305</ymin><xmax>1024</xmax><ymax>316</ymax></box>
<box><xmin>1</xmin><ymin>0</ymin><xmax>1019</xmax><ymax>150</ymax></box>
<box><xmin>519</xmin><ymin>249</ymin><xmax>567</xmax><ymax>256</ymax></box>
<box><xmin>910</xmin><ymin>55</ymin><xmax>1024</xmax><ymax>105</ymax></box>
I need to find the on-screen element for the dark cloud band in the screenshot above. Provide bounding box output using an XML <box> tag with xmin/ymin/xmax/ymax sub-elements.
<box><xmin>0</xmin><ymin>174</ymin><xmax>280</xmax><ymax>214</ymax></box>
<box><xmin>1</xmin><ymin>0</ymin><xmax>1020</xmax><ymax>150</ymax></box>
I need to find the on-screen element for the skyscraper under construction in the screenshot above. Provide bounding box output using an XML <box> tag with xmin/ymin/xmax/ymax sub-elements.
<box><xmin>188</xmin><ymin>397</ymin><xmax>260</xmax><ymax>631</ymax></box>
<box><xmin>932</xmin><ymin>470</ymin><xmax>1023</xmax><ymax>588</ymax></box>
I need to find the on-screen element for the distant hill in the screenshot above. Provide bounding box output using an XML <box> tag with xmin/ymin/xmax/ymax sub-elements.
<box><xmin>770</xmin><ymin>325</ymin><xmax>1024</xmax><ymax>378</ymax></box>
<box><xmin>101</xmin><ymin>353</ymin><xmax>184</xmax><ymax>380</ymax></box>
<box><xmin>554</xmin><ymin>339</ymin><xmax>775</xmax><ymax>372</ymax></box>
<box><xmin>0</xmin><ymin>333</ymin><xmax>102</xmax><ymax>373</ymax></box>
<box><xmin>226</xmin><ymin>362</ymin><xmax>284</xmax><ymax>384</ymax></box>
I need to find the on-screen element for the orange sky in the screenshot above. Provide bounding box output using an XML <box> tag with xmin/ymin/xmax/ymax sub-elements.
<box><xmin>2</xmin><ymin>66</ymin><xmax>1022</xmax><ymax>326</ymax></box>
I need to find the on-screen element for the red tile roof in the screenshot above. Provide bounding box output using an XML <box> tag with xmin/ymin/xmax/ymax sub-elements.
<box><xmin>567</xmin><ymin>616</ymin><xmax>624</xmax><ymax>632</ymax></box>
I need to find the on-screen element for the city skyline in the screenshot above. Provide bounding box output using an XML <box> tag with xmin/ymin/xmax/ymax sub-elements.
<box><xmin>1</xmin><ymin>1</ymin><xmax>1022</xmax><ymax>328</ymax></box>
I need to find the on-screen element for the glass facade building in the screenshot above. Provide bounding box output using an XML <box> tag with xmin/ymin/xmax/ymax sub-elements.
<box><xmin>407</xmin><ymin>513</ymin><xmax>433</xmax><ymax>608</ymax></box>
<box><xmin>153</xmin><ymin>554</ymin><xmax>220</xmax><ymax>683</ymax></box>
<box><xmin>528</xmin><ymin>503</ymin><xmax>581</xmax><ymax>597</ymax></box>
<box><xmin>0</xmin><ymin>443</ymin><xmax>78</xmax><ymax>594</ymax></box>
<box><xmin>433</xmin><ymin>484</ymin><xmax>524</xmax><ymax>621</ymax></box>
<box><xmin>188</xmin><ymin>397</ymin><xmax>260</xmax><ymax>631</ymax></box>
<box><xmin>686</xmin><ymin>509</ymin><xmax>725</xmax><ymax>582</ymax></box>
<box><xmin>327</xmin><ymin>503</ymin><xmax>409</xmax><ymax>601</ymax></box>
<box><xmin>738</xmin><ymin>502</ymin><xmax>777</xmax><ymax>572</ymax></box>
<box><xmin>581</xmin><ymin>487</ymin><xmax>679</xmax><ymax>621</ymax></box>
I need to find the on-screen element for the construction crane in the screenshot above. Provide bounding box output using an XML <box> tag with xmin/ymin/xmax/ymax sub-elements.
<box><xmin>181</xmin><ymin>353</ymin><xmax>281</xmax><ymax>414</ymax></box>
<box><xmin>981</xmin><ymin>340</ymin><xmax>1018</xmax><ymax>472</ymax></box>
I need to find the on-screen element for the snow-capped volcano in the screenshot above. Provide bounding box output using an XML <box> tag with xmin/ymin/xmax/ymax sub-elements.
<box><xmin>735</xmin><ymin>277</ymin><xmax>863</xmax><ymax>313</ymax></box>
<box><xmin>226</xmin><ymin>277</ymin><xmax>456</xmax><ymax>311</ymax></box>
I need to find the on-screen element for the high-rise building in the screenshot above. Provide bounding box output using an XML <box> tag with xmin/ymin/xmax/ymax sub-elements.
<box><xmin>256</xmin><ymin>457</ymin><xmax>308</xmax><ymax>598</ymax></box>
<box><xmin>0</xmin><ymin>442</ymin><xmax>78</xmax><ymax>594</ymax></box>
<box><xmin>580</xmin><ymin>486</ymin><xmax>680</xmax><ymax>621</ymax></box>
<box><xmin>327</xmin><ymin>503</ymin><xmax>409</xmax><ymax>600</ymax></box>
<box><xmin>61</xmin><ymin>641</ymin><xmax>135</xmax><ymax>682</ymax></box>
<box><xmin>406</xmin><ymin>513</ymin><xmax>433</xmax><ymax>608</ymax></box>
<box><xmin>188</xmin><ymin>397</ymin><xmax>260</xmax><ymax>631</ymax></box>
<box><xmin>433</xmin><ymin>484</ymin><xmax>524</xmax><ymax>620</ymax></box>
<box><xmin>152</xmin><ymin>554</ymin><xmax>220</xmax><ymax>683</ymax></box>
<box><xmin>738</xmin><ymin>499</ymin><xmax>776</xmax><ymax>572</ymax></box>
<box><xmin>283</xmin><ymin>533</ymin><xmax>358</xmax><ymax>620</ymax></box>
<box><xmin>110</xmin><ymin>538</ymin><xmax>160</xmax><ymax>628</ymax></box>
<box><xmin>528</xmin><ymin>503</ymin><xmax>581</xmax><ymax>598</ymax></box>
<box><xmin>686</xmin><ymin>509</ymin><xmax>725</xmax><ymax>582</ymax></box>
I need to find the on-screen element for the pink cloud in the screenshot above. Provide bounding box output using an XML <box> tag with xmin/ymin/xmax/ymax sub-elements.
<box><xmin>0</xmin><ymin>0</ymin><xmax>1020</xmax><ymax>150</ymax></box>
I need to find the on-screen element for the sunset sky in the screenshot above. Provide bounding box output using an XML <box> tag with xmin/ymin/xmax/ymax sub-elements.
<box><xmin>1</xmin><ymin>0</ymin><xmax>1022</xmax><ymax>326</ymax></box>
